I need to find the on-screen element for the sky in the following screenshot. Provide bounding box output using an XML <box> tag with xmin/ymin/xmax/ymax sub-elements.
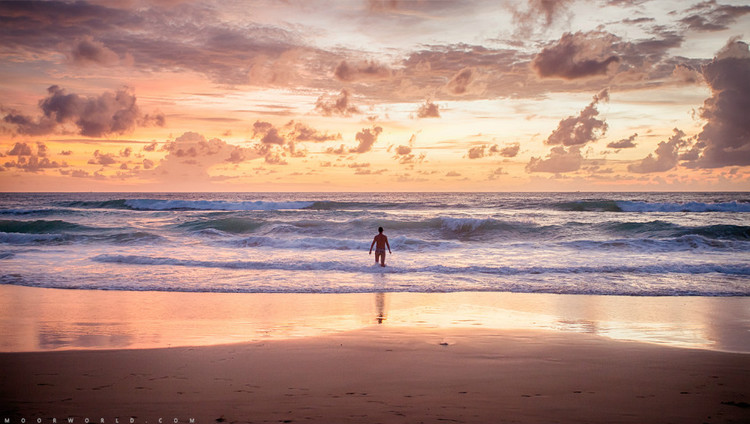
<box><xmin>1</xmin><ymin>0</ymin><xmax>749</xmax><ymax>192</ymax></box>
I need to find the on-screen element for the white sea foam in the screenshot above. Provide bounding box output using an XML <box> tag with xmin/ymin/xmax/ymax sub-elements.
<box><xmin>616</xmin><ymin>201</ymin><xmax>750</xmax><ymax>213</ymax></box>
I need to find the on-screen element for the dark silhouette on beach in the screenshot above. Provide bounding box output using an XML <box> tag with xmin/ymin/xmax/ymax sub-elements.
<box><xmin>369</xmin><ymin>226</ymin><xmax>392</xmax><ymax>267</ymax></box>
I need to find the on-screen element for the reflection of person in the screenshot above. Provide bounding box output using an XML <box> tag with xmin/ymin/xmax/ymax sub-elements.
<box><xmin>369</xmin><ymin>226</ymin><xmax>392</xmax><ymax>267</ymax></box>
<box><xmin>375</xmin><ymin>292</ymin><xmax>386</xmax><ymax>324</ymax></box>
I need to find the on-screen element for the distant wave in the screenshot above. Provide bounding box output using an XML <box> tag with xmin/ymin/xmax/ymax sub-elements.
<box><xmin>554</xmin><ymin>200</ymin><xmax>750</xmax><ymax>213</ymax></box>
<box><xmin>62</xmin><ymin>199</ymin><xmax>315</xmax><ymax>211</ymax></box>
<box><xmin>0</xmin><ymin>219</ymin><xmax>94</xmax><ymax>233</ymax></box>
<box><xmin>0</xmin><ymin>230</ymin><xmax>163</xmax><ymax>245</ymax></box>
<box><xmin>602</xmin><ymin>221</ymin><xmax>750</xmax><ymax>240</ymax></box>
<box><xmin>561</xmin><ymin>235</ymin><xmax>750</xmax><ymax>252</ymax></box>
<box><xmin>178</xmin><ymin>217</ymin><xmax>265</xmax><ymax>234</ymax></box>
<box><xmin>0</xmin><ymin>208</ymin><xmax>75</xmax><ymax>216</ymax></box>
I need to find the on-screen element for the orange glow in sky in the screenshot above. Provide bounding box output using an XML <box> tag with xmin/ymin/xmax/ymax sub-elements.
<box><xmin>1</xmin><ymin>0</ymin><xmax>749</xmax><ymax>191</ymax></box>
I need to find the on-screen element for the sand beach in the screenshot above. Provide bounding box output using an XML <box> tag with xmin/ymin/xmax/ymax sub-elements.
<box><xmin>1</xmin><ymin>285</ymin><xmax>749</xmax><ymax>423</ymax></box>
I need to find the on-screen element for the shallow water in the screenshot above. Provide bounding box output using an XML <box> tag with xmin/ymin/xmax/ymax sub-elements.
<box><xmin>1</xmin><ymin>192</ymin><xmax>748</xmax><ymax>296</ymax></box>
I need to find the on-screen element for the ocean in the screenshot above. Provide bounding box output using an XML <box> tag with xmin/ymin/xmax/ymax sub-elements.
<box><xmin>0</xmin><ymin>192</ymin><xmax>748</xmax><ymax>297</ymax></box>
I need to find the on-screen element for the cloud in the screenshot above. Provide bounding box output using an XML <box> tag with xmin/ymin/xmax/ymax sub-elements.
<box><xmin>334</xmin><ymin>60</ymin><xmax>392</xmax><ymax>82</ymax></box>
<box><xmin>445</xmin><ymin>171</ymin><xmax>462</xmax><ymax>177</ymax></box>
<box><xmin>488</xmin><ymin>167</ymin><xmax>508</xmax><ymax>180</ymax></box>
<box><xmin>70</xmin><ymin>36</ymin><xmax>120</xmax><ymax>65</ymax></box>
<box><xmin>3</xmin><ymin>142</ymin><xmax>67</xmax><ymax>173</ymax></box>
<box><xmin>2</xmin><ymin>85</ymin><xmax>164</xmax><ymax>137</ymax></box>
<box><xmin>446</xmin><ymin>67</ymin><xmax>477</xmax><ymax>95</ymax></box>
<box><xmin>628</xmin><ymin>128</ymin><xmax>688</xmax><ymax>173</ymax></box>
<box><xmin>466</xmin><ymin>143</ymin><xmax>520</xmax><ymax>160</ymax></box>
<box><xmin>252</xmin><ymin>120</ymin><xmax>339</xmax><ymax>162</ymax></box>
<box><xmin>512</xmin><ymin>0</ymin><xmax>575</xmax><ymax>37</ymax></box>
<box><xmin>526</xmin><ymin>146</ymin><xmax>583</xmax><ymax>173</ymax></box>
<box><xmin>350</xmin><ymin>126</ymin><xmax>383</xmax><ymax>153</ymax></box>
<box><xmin>686</xmin><ymin>38</ymin><xmax>750</xmax><ymax>168</ymax></box>
<box><xmin>416</xmin><ymin>100</ymin><xmax>440</xmax><ymax>118</ymax></box>
<box><xmin>8</xmin><ymin>142</ymin><xmax>33</xmax><ymax>156</ymax></box>
<box><xmin>671</xmin><ymin>64</ymin><xmax>703</xmax><ymax>85</ymax></box>
<box><xmin>392</xmin><ymin>144</ymin><xmax>425</xmax><ymax>165</ymax></box>
<box><xmin>88</xmin><ymin>150</ymin><xmax>117</xmax><ymax>166</ymax></box>
<box><xmin>154</xmin><ymin>132</ymin><xmax>261</xmax><ymax>179</ymax></box>
<box><xmin>545</xmin><ymin>89</ymin><xmax>609</xmax><ymax>146</ymax></box>
<box><xmin>314</xmin><ymin>89</ymin><xmax>361</xmax><ymax>117</ymax></box>
<box><xmin>607</xmin><ymin>133</ymin><xmax>638</xmax><ymax>149</ymax></box>
<box><xmin>0</xmin><ymin>1</ymin><xmax>317</xmax><ymax>86</ymax></box>
<box><xmin>394</xmin><ymin>145</ymin><xmax>412</xmax><ymax>156</ymax></box>
<box><xmin>533</xmin><ymin>32</ymin><xmax>620</xmax><ymax>80</ymax></box>
<box><xmin>497</xmin><ymin>143</ymin><xmax>520</xmax><ymax>158</ymax></box>
<box><xmin>679</xmin><ymin>1</ymin><xmax>750</xmax><ymax>32</ymax></box>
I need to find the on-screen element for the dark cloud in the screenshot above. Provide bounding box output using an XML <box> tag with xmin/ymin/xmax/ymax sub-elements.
<box><xmin>526</xmin><ymin>146</ymin><xmax>583</xmax><ymax>173</ymax></box>
<box><xmin>607</xmin><ymin>133</ymin><xmax>638</xmax><ymax>149</ymax></box>
<box><xmin>143</xmin><ymin>142</ymin><xmax>158</xmax><ymax>152</ymax></box>
<box><xmin>545</xmin><ymin>89</ymin><xmax>609</xmax><ymax>146</ymax></box>
<box><xmin>88</xmin><ymin>150</ymin><xmax>117</xmax><ymax>166</ymax></box>
<box><xmin>350</xmin><ymin>126</ymin><xmax>383</xmax><ymax>154</ymax></box>
<box><xmin>70</xmin><ymin>36</ymin><xmax>120</xmax><ymax>65</ymax></box>
<box><xmin>3</xmin><ymin>142</ymin><xmax>66</xmax><ymax>173</ymax></box>
<box><xmin>467</xmin><ymin>142</ymin><xmax>520</xmax><ymax>159</ymax></box>
<box><xmin>2</xmin><ymin>85</ymin><xmax>164</xmax><ymax>137</ymax></box>
<box><xmin>628</xmin><ymin>128</ymin><xmax>689</xmax><ymax>173</ymax></box>
<box><xmin>467</xmin><ymin>145</ymin><xmax>489</xmax><ymax>159</ymax></box>
<box><xmin>261</xmin><ymin>128</ymin><xmax>285</xmax><ymax>145</ymax></box>
<box><xmin>2</xmin><ymin>111</ymin><xmax>57</xmax><ymax>136</ymax></box>
<box><xmin>497</xmin><ymin>143</ymin><xmax>520</xmax><ymax>158</ymax></box>
<box><xmin>392</xmin><ymin>144</ymin><xmax>425</xmax><ymax>165</ymax></box>
<box><xmin>680</xmin><ymin>1</ymin><xmax>750</xmax><ymax>32</ymax></box>
<box><xmin>314</xmin><ymin>89</ymin><xmax>361</xmax><ymax>117</ymax></box>
<box><xmin>446</xmin><ymin>67</ymin><xmax>475</xmax><ymax>95</ymax></box>
<box><xmin>334</xmin><ymin>60</ymin><xmax>392</xmax><ymax>82</ymax></box>
<box><xmin>533</xmin><ymin>32</ymin><xmax>620</xmax><ymax>80</ymax></box>
<box><xmin>8</xmin><ymin>142</ymin><xmax>33</xmax><ymax>156</ymax></box>
<box><xmin>416</xmin><ymin>100</ymin><xmax>440</xmax><ymax>118</ymax></box>
<box><xmin>394</xmin><ymin>145</ymin><xmax>412</xmax><ymax>155</ymax></box>
<box><xmin>286</xmin><ymin>121</ymin><xmax>341</xmax><ymax>143</ymax></box>
<box><xmin>347</xmin><ymin>162</ymin><xmax>370</xmax><ymax>168</ymax></box>
<box><xmin>512</xmin><ymin>0</ymin><xmax>575</xmax><ymax>37</ymax></box>
<box><xmin>0</xmin><ymin>1</ymin><xmax>315</xmax><ymax>86</ymax></box>
<box><xmin>621</xmin><ymin>17</ymin><xmax>655</xmax><ymax>24</ymax></box>
<box><xmin>671</xmin><ymin>64</ymin><xmax>703</xmax><ymax>85</ymax></box>
<box><xmin>3</xmin><ymin>155</ymin><xmax>66</xmax><ymax>173</ymax></box>
<box><xmin>686</xmin><ymin>38</ymin><xmax>750</xmax><ymax>168</ymax></box>
<box><xmin>252</xmin><ymin>120</ymin><xmax>339</xmax><ymax>161</ymax></box>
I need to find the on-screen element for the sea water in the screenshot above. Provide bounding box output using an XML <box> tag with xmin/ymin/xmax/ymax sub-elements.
<box><xmin>0</xmin><ymin>192</ymin><xmax>748</xmax><ymax>296</ymax></box>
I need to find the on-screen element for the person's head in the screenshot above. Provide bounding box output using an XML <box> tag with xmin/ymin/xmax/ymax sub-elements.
<box><xmin>378</xmin><ymin>226</ymin><xmax>383</xmax><ymax>233</ymax></box>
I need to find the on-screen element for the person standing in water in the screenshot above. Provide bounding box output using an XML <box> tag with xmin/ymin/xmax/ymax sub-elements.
<box><xmin>369</xmin><ymin>226</ymin><xmax>392</xmax><ymax>267</ymax></box>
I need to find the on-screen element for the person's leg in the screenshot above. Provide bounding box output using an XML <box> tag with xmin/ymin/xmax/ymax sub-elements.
<box><xmin>380</xmin><ymin>252</ymin><xmax>386</xmax><ymax>267</ymax></box>
<box><xmin>375</xmin><ymin>251</ymin><xmax>381</xmax><ymax>264</ymax></box>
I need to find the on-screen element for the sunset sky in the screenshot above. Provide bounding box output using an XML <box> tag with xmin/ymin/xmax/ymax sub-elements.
<box><xmin>1</xmin><ymin>0</ymin><xmax>749</xmax><ymax>192</ymax></box>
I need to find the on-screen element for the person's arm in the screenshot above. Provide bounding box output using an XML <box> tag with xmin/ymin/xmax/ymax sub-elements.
<box><xmin>386</xmin><ymin>236</ymin><xmax>391</xmax><ymax>254</ymax></box>
<box><xmin>369</xmin><ymin>237</ymin><xmax>376</xmax><ymax>254</ymax></box>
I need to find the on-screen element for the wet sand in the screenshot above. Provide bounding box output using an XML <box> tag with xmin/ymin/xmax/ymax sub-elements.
<box><xmin>2</xmin><ymin>326</ymin><xmax>749</xmax><ymax>423</ymax></box>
